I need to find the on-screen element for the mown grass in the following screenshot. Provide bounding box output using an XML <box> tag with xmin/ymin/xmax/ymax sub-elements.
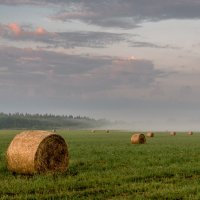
<box><xmin>1</xmin><ymin>130</ymin><xmax>200</xmax><ymax>199</ymax></box>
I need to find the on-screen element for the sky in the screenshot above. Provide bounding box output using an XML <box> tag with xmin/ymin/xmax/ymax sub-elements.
<box><xmin>0</xmin><ymin>0</ymin><xmax>200</xmax><ymax>130</ymax></box>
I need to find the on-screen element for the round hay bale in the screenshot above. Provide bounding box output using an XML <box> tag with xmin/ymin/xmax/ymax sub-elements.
<box><xmin>91</xmin><ymin>130</ymin><xmax>95</xmax><ymax>133</ymax></box>
<box><xmin>131</xmin><ymin>133</ymin><xmax>146</xmax><ymax>144</ymax></box>
<box><xmin>6</xmin><ymin>130</ymin><xmax>69</xmax><ymax>175</ymax></box>
<box><xmin>146</xmin><ymin>132</ymin><xmax>154</xmax><ymax>137</ymax></box>
<box><xmin>188</xmin><ymin>131</ymin><xmax>193</xmax><ymax>135</ymax></box>
<box><xmin>106</xmin><ymin>130</ymin><xmax>109</xmax><ymax>133</ymax></box>
<box><xmin>170</xmin><ymin>131</ymin><xmax>176</xmax><ymax>136</ymax></box>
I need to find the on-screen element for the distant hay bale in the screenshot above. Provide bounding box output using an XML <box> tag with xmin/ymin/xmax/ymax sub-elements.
<box><xmin>170</xmin><ymin>131</ymin><xmax>176</xmax><ymax>136</ymax></box>
<box><xmin>106</xmin><ymin>130</ymin><xmax>109</xmax><ymax>133</ymax></box>
<box><xmin>146</xmin><ymin>132</ymin><xmax>154</xmax><ymax>137</ymax></box>
<box><xmin>52</xmin><ymin>129</ymin><xmax>56</xmax><ymax>133</ymax></box>
<box><xmin>188</xmin><ymin>131</ymin><xmax>193</xmax><ymax>135</ymax></box>
<box><xmin>131</xmin><ymin>134</ymin><xmax>146</xmax><ymax>144</ymax></box>
<box><xmin>6</xmin><ymin>130</ymin><xmax>69</xmax><ymax>175</ymax></box>
<box><xmin>91</xmin><ymin>130</ymin><xmax>95</xmax><ymax>133</ymax></box>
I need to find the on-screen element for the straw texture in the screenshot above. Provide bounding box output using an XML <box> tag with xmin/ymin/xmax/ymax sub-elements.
<box><xmin>6</xmin><ymin>130</ymin><xmax>69</xmax><ymax>174</ymax></box>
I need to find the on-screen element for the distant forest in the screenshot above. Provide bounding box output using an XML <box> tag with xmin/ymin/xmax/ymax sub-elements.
<box><xmin>0</xmin><ymin>112</ymin><xmax>110</xmax><ymax>129</ymax></box>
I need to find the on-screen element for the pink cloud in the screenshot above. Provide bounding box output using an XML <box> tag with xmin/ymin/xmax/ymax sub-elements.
<box><xmin>7</xmin><ymin>22</ymin><xmax>49</xmax><ymax>37</ymax></box>
<box><xmin>35</xmin><ymin>27</ymin><xmax>47</xmax><ymax>35</ymax></box>
<box><xmin>8</xmin><ymin>23</ymin><xmax>22</xmax><ymax>35</ymax></box>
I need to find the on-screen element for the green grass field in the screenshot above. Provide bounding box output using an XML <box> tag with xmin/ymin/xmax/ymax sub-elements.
<box><xmin>1</xmin><ymin>130</ymin><xmax>200</xmax><ymax>199</ymax></box>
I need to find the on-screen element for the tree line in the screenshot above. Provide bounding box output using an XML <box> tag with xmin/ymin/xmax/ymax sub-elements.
<box><xmin>0</xmin><ymin>112</ymin><xmax>110</xmax><ymax>129</ymax></box>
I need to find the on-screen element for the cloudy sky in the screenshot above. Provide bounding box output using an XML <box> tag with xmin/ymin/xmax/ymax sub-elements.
<box><xmin>0</xmin><ymin>0</ymin><xmax>200</xmax><ymax>130</ymax></box>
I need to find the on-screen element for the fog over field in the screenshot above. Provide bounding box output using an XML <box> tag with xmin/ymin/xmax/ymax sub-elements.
<box><xmin>0</xmin><ymin>0</ymin><xmax>200</xmax><ymax>130</ymax></box>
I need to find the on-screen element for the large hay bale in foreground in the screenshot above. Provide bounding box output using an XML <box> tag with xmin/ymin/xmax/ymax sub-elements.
<box><xmin>131</xmin><ymin>134</ymin><xmax>146</xmax><ymax>144</ymax></box>
<box><xmin>146</xmin><ymin>132</ymin><xmax>154</xmax><ymax>137</ymax></box>
<box><xmin>170</xmin><ymin>131</ymin><xmax>176</xmax><ymax>136</ymax></box>
<box><xmin>188</xmin><ymin>131</ymin><xmax>193</xmax><ymax>135</ymax></box>
<box><xmin>6</xmin><ymin>130</ymin><xmax>69</xmax><ymax>175</ymax></box>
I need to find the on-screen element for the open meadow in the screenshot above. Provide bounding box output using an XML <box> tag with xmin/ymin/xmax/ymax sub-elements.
<box><xmin>1</xmin><ymin>130</ymin><xmax>200</xmax><ymax>199</ymax></box>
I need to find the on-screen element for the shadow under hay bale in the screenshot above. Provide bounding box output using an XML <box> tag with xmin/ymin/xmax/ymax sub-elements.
<box><xmin>170</xmin><ymin>131</ymin><xmax>176</xmax><ymax>136</ymax></box>
<box><xmin>146</xmin><ymin>132</ymin><xmax>154</xmax><ymax>137</ymax></box>
<box><xmin>6</xmin><ymin>130</ymin><xmax>69</xmax><ymax>175</ymax></box>
<box><xmin>131</xmin><ymin>133</ymin><xmax>146</xmax><ymax>144</ymax></box>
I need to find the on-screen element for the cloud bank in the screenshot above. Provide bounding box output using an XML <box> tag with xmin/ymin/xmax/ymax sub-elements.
<box><xmin>1</xmin><ymin>0</ymin><xmax>200</xmax><ymax>28</ymax></box>
<box><xmin>0</xmin><ymin>23</ymin><xmax>127</xmax><ymax>48</ymax></box>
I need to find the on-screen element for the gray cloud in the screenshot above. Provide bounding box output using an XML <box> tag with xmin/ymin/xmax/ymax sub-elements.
<box><xmin>1</xmin><ymin>1</ymin><xmax>200</xmax><ymax>29</ymax></box>
<box><xmin>0</xmin><ymin>0</ymin><xmax>72</xmax><ymax>5</ymax></box>
<box><xmin>0</xmin><ymin>23</ymin><xmax>177</xmax><ymax>51</ymax></box>
<box><xmin>50</xmin><ymin>0</ymin><xmax>200</xmax><ymax>28</ymax></box>
<box><xmin>129</xmin><ymin>41</ymin><xmax>178</xmax><ymax>49</ymax></box>
<box><xmin>0</xmin><ymin>46</ymin><xmax>166</xmax><ymax>99</ymax></box>
<box><xmin>0</xmin><ymin>23</ymin><xmax>126</xmax><ymax>48</ymax></box>
<box><xmin>50</xmin><ymin>32</ymin><xmax>126</xmax><ymax>48</ymax></box>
